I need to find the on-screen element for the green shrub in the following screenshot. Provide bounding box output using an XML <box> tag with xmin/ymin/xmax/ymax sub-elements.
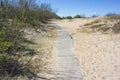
<box><xmin>0</xmin><ymin>40</ymin><xmax>13</xmax><ymax>52</ymax></box>
<box><xmin>0</xmin><ymin>7</ymin><xmax>2</xmax><ymax>12</ymax></box>
<box><xmin>0</xmin><ymin>54</ymin><xmax>31</xmax><ymax>77</ymax></box>
<box><xmin>66</xmin><ymin>16</ymin><xmax>72</xmax><ymax>19</ymax></box>
<box><xmin>74</xmin><ymin>15</ymin><xmax>82</xmax><ymax>18</ymax></box>
<box><xmin>0</xmin><ymin>22</ymin><xmax>33</xmax><ymax>78</ymax></box>
<box><xmin>0</xmin><ymin>27</ymin><xmax>13</xmax><ymax>52</ymax></box>
<box><xmin>13</xmin><ymin>18</ymin><xmax>18</xmax><ymax>26</ymax></box>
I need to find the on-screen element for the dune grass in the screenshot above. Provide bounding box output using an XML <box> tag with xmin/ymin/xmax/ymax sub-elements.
<box><xmin>80</xmin><ymin>16</ymin><xmax>120</xmax><ymax>34</ymax></box>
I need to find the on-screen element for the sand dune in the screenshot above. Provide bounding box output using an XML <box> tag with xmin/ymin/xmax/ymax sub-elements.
<box><xmin>55</xmin><ymin>17</ymin><xmax>120</xmax><ymax>80</ymax></box>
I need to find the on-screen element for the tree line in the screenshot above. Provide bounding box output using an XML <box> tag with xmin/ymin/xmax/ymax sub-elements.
<box><xmin>0</xmin><ymin>0</ymin><xmax>59</xmax><ymax>22</ymax></box>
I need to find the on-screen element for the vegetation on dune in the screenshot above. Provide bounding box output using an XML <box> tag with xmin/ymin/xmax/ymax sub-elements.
<box><xmin>60</xmin><ymin>16</ymin><xmax>72</xmax><ymax>19</ymax></box>
<box><xmin>74</xmin><ymin>15</ymin><xmax>85</xmax><ymax>18</ymax></box>
<box><xmin>0</xmin><ymin>0</ymin><xmax>59</xmax><ymax>79</ymax></box>
<box><xmin>60</xmin><ymin>15</ymin><xmax>85</xmax><ymax>19</ymax></box>
<box><xmin>105</xmin><ymin>13</ymin><xmax>120</xmax><ymax>17</ymax></box>
<box><xmin>81</xmin><ymin>15</ymin><xmax>120</xmax><ymax>34</ymax></box>
<box><xmin>91</xmin><ymin>15</ymin><xmax>99</xmax><ymax>18</ymax></box>
<box><xmin>66</xmin><ymin>16</ymin><xmax>73</xmax><ymax>19</ymax></box>
<box><xmin>0</xmin><ymin>0</ymin><xmax>59</xmax><ymax>22</ymax></box>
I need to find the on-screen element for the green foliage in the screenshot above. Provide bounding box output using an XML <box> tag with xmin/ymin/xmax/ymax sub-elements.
<box><xmin>0</xmin><ymin>20</ymin><xmax>32</xmax><ymax>78</ymax></box>
<box><xmin>13</xmin><ymin>18</ymin><xmax>18</xmax><ymax>26</ymax></box>
<box><xmin>0</xmin><ymin>27</ymin><xmax>6</xmax><ymax>36</ymax></box>
<box><xmin>0</xmin><ymin>54</ymin><xmax>6</xmax><ymax>62</ymax></box>
<box><xmin>0</xmin><ymin>54</ymin><xmax>31</xmax><ymax>77</ymax></box>
<box><xmin>74</xmin><ymin>15</ymin><xmax>82</xmax><ymax>18</ymax></box>
<box><xmin>0</xmin><ymin>0</ymin><xmax>59</xmax><ymax>78</ymax></box>
<box><xmin>25</xmin><ymin>16</ymin><xmax>37</xmax><ymax>26</ymax></box>
<box><xmin>0</xmin><ymin>27</ymin><xmax>13</xmax><ymax>52</ymax></box>
<box><xmin>66</xmin><ymin>16</ymin><xmax>72</xmax><ymax>19</ymax></box>
<box><xmin>0</xmin><ymin>18</ymin><xmax>4</xmax><ymax>22</ymax></box>
<box><xmin>0</xmin><ymin>40</ymin><xmax>13</xmax><ymax>52</ymax></box>
<box><xmin>0</xmin><ymin>7</ymin><xmax>2</xmax><ymax>12</ymax></box>
<box><xmin>0</xmin><ymin>0</ymin><xmax>59</xmax><ymax>23</ymax></box>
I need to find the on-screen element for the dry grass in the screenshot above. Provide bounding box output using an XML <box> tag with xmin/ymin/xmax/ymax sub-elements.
<box><xmin>83</xmin><ymin>19</ymin><xmax>101</xmax><ymax>26</ymax></box>
<box><xmin>80</xmin><ymin>16</ymin><xmax>120</xmax><ymax>34</ymax></box>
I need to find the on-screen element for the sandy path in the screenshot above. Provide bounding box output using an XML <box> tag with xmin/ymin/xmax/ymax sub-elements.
<box><xmin>53</xmin><ymin>24</ymin><xmax>82</xmax><ymax>80</ymax></box>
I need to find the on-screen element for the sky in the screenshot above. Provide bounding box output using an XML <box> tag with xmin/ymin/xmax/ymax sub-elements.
<box><xmin>39</xmin><ymin>0</ymin><xmax>120</xmax><ymax>17</ymax></box>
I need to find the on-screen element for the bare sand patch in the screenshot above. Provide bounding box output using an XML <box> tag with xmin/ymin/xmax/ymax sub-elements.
<box><xmin>74</xmin><ymin>33</ymin><xmax>120</xmax><ymax>80</ymax></box>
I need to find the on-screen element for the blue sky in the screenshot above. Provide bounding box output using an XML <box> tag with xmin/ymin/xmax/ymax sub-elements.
<box><xmin>39</xmin><ymin>0</ymin><xmax>120</xmax><ymax>17</ymax></box>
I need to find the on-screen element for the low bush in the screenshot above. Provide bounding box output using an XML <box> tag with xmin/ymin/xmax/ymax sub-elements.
<box><xmin>66</xmin><ymin>16</ymin><xmax>72</xmax><ymax>19</ymax></box>
<box><xmin>74</xmin><ymin>15</ymin><xmax>82</xmax><ymax>18</ymax></box>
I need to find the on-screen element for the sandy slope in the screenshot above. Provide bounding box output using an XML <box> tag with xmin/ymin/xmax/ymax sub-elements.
<box><xmin>23</xmin><ymin>25</ymin><xmax>57</xmax><ymax>80</ymax></box>
<box><xmin>55</xmin><ymin>18</ymin><xmax>120</xmax><ymax>80</ymax></box>
<box><xmin>55</xmin><ymin>18</ymin><xmax>99</xmax><ymax>35</ymax></box>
